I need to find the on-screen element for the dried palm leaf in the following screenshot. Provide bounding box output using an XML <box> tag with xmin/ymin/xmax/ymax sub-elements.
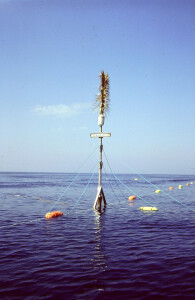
<box><xmin>95</xmin><ymin>71</ymin><xmax>110</xmax><ymax>115</ymax></box>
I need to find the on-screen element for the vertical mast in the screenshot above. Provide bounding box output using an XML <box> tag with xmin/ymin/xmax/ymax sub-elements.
<box><xmin>90</xmin><ymin>71</ymin><xmax>111</xmax><ymax>211</ymax></box>
<box><xmin>99</xmin><ymin>127</ymin><xmax>103</xmax><ymax>188</ymax></box>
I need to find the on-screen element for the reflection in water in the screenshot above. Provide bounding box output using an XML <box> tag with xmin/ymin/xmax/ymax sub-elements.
<box><xmin>90</xmin><ymin>208</ymin><xmax>108</xmax><ymax>271</ymax></box>
<box><xmin>128</xmin><ymin>199</ymin><xmax>135</xmax><ymax>207</ymax></box>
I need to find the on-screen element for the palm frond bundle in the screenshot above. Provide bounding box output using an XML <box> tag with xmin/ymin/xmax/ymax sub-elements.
<box><xmin>95</xmin><ymin>71</ymin><xmax>110</xmax><ymax>115</ymax></box>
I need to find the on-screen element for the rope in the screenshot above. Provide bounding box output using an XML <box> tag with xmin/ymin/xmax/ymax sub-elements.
<box><xmin>113</xmin><ymin>173</ymin><xmax>156</xmax><ymax>206</ymax></box>
<box><xmin>65</xmin><ymin>163</ymin><xmax>98</xmax><ymax>215</ymax></box>
<box><xmin>0</xmin><ymin>217</ymin><xmax>44</xmax><ymax>229</ymax></box>
<box><xmin>103</xmin><ymin>154</ymin><xmax>132</xmax><ymax>201</ymax></box>
<box><xmin>0</xmin><ymin>164</ymin><xmax>98</xmax><ymax>229</ymax></box>
<box><xmin>118</xmin><ymin>160</ymin><xmax>195</xmax><ymax>212</ymax></box>
<box><xmin>103</xmin><ymin>165</ymin><xmax>121</xmax><ymax>204</ymax></box>
<box><xmin>48</xmin><ymin>145</ymin><xmax>98</xmax><ymax>212</ymax></box>
<box><xmin>103</xmin><ymin>150</ymin><xmax>156</xmax><ymax>207</ymax></box>
<box><xmin>0</xmin><ymin>147</ymin><xmax>99</xmax><ymax>229</ymax></box>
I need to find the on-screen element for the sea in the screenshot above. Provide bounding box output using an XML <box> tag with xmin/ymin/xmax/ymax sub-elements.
<box><xmin>0</xmin><ymin>172</ymin><xmax>195</xmax><ymax>299</ymax></box>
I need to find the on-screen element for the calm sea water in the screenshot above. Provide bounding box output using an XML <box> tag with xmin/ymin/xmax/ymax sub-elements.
<box><xmin>0</xmin><ymin>172</ymin><xmax>195</xmax><ymax>299</ymax></box>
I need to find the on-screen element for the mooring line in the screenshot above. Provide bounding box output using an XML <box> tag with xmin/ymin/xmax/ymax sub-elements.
<box><xmin>65</xmin><ymin>163</ymin><xmax>98</xmax><ymax>215</ymax></box>
<box><xmin>0</xmin><ymin>164</ymin><xmax>97</xmax><ymax>229</ymax></box>
<box><xmin>0</xmin><ymin>217</ymin><xmax>44</xmax><ymax>229</ymax></box>
<box><xmin>48</xmin><ymin>145</ymin><xmax>98</xmax><ymax>212</ymax></box>
<box><xmin>0</xmin><ymin>147</ymin><xmax>99</xmax><ymax>229</ymax></box>
<box><xmin>103</xmin><ymin>163</ymin><xmax>128</xmax><ymax>202</ymax></box>
<box><xmin>103</xmin><ymin>165</ymin><xmax>121</xmax><ymax>204</ymax></box>
<box><xmin>113</xmin><ymin>173</ymin><xmax>156</xmax><ymax>206</ymax></box>
<box><xmin>116</xmin><ymin>158</ymin><xmax>195</xmax><ymax>212</ymax></box>
<box><xmin>123</xmin><ymin>164</ymin><xmax>195</xmax><ymax>212</ymax></box>
<box><xmin>103</xmin><ymin>150</ymin><xmax>155</xmax><ymax>207</ymax></box>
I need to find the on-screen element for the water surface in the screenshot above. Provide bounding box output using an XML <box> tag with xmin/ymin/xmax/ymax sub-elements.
<box><xmin>0</xmin><ymin>173</ymin><xmax>195</xmax><ymax>299</ymax></box>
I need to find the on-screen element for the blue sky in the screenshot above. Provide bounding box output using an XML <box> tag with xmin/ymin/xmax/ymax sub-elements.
<box><xmin>0</xmin><ymin>0</ymin><xmax>195</xmax><ymax>174</ymax></box>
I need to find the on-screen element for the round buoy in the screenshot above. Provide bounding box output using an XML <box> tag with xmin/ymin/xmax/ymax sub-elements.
<box><xmin>134</xmin><ymin>178</ymin><xmax>139</xmax><ymax>181</ymax></box>
<box><xmin>186</xmin><ymin>183</ymin><xmax>190</xmax><ymax>186</ymax></box>
<box><xmin>45</xmin><ymin>211</ymin><xmax>63</xmax><ymax>219</ymax></box>
<box><xmin>128</xmin><ymin>195</ymin><xmax>136</xmax><ymax>201</ymax></box>
<box><xmin>178</xmin><ymin>185</ymin><xmax>183</xmax><ymax>189</ymax></box>
<box><xmin>155</xmin><ymin>190</ymin><xmax>161</xmax><ymax>193</ymax></box>
<box><xmin>169</xmin><ymin>187</ymin><xmax>174</xmax><ymax>190</ymax></box>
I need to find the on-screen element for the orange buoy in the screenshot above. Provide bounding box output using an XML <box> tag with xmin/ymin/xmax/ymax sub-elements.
<box><xmin>186</xmin><ymin>183</ymin><xmax>190</xmax><ymax>186</ymax></box>
<box><xmin>169</xmin><ymin>187</ymin><xmax>174</xmax><ymax>190</ymax></box>
<box><xmin>128</xmin><ymin>195</ymin><xmax>136</xmax><ymax>201</ymax></box>
<box><xmin>45</xmin><ymin>211</ymin><xmax>63</xmax><ymax>219</ymax></box>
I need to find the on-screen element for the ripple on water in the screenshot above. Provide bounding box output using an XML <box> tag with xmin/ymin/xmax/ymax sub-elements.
<box><xmin>0</xmin><ymin>173</ymin><xmax>195</xmax><ymax>299</ymax></box>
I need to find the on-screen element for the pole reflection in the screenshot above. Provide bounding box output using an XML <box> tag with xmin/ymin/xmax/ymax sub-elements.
<box><xmin>90</xmin><ymin>208</ymin><xmax>108</xmax><ymax>271</ymax></box>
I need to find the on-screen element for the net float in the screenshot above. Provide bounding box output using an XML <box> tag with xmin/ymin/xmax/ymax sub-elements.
<box><xmin>45</xmin><ymin>211</ymin><xmax>63</xmax><ymax>219</ymax></box>
<box><xmin>139</xmin><ymin>207</ymin><xmax>158</xmax><ymax>211</ymax></box>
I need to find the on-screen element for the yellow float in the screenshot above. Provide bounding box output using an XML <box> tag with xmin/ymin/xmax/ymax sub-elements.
<box><xmin>139</xmin><ymin>207</ymin><xmax>158</xmax><ymax>211</ymax></box>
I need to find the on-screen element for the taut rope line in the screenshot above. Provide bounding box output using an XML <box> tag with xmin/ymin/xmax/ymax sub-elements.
<box><xmin>120</xmin><ymin>162</ymin><xmax>195</xmax><ymax>212</ymax></box>
<box><xmin>103</xmin><ymin>165</ymin><xmax>121</xmax><ymax>204</ymax></box>
<box><xmin>0</xmin><ymin>146</ymin><xmax>99</xmax><ymax>229</ymax></box>
<box><xmin>103</xmin><ymin>149</ymin><xmax>156</xmax><ymax>207</ymax></box>
<box><xmin>65</xmin><ymin>163</ymin><xmax>98</xmax><ymax>215</ymax></box>
<box><xmin>48</xmin><ymin>145</ymin><xmax>98</xmax><ymax>212</ymax></box>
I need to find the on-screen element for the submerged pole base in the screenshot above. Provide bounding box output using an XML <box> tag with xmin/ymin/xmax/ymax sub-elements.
<box><xmin>94</xmin><ymin>186</ymin><xmax>107</xmax><ymax>211</ymax></box>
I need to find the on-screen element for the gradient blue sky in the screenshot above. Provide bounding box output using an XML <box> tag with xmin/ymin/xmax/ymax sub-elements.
<box><xmin>0</xmin><ymin>0</ymin><xmax>195</xmax><ymax>174</ymax></box>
